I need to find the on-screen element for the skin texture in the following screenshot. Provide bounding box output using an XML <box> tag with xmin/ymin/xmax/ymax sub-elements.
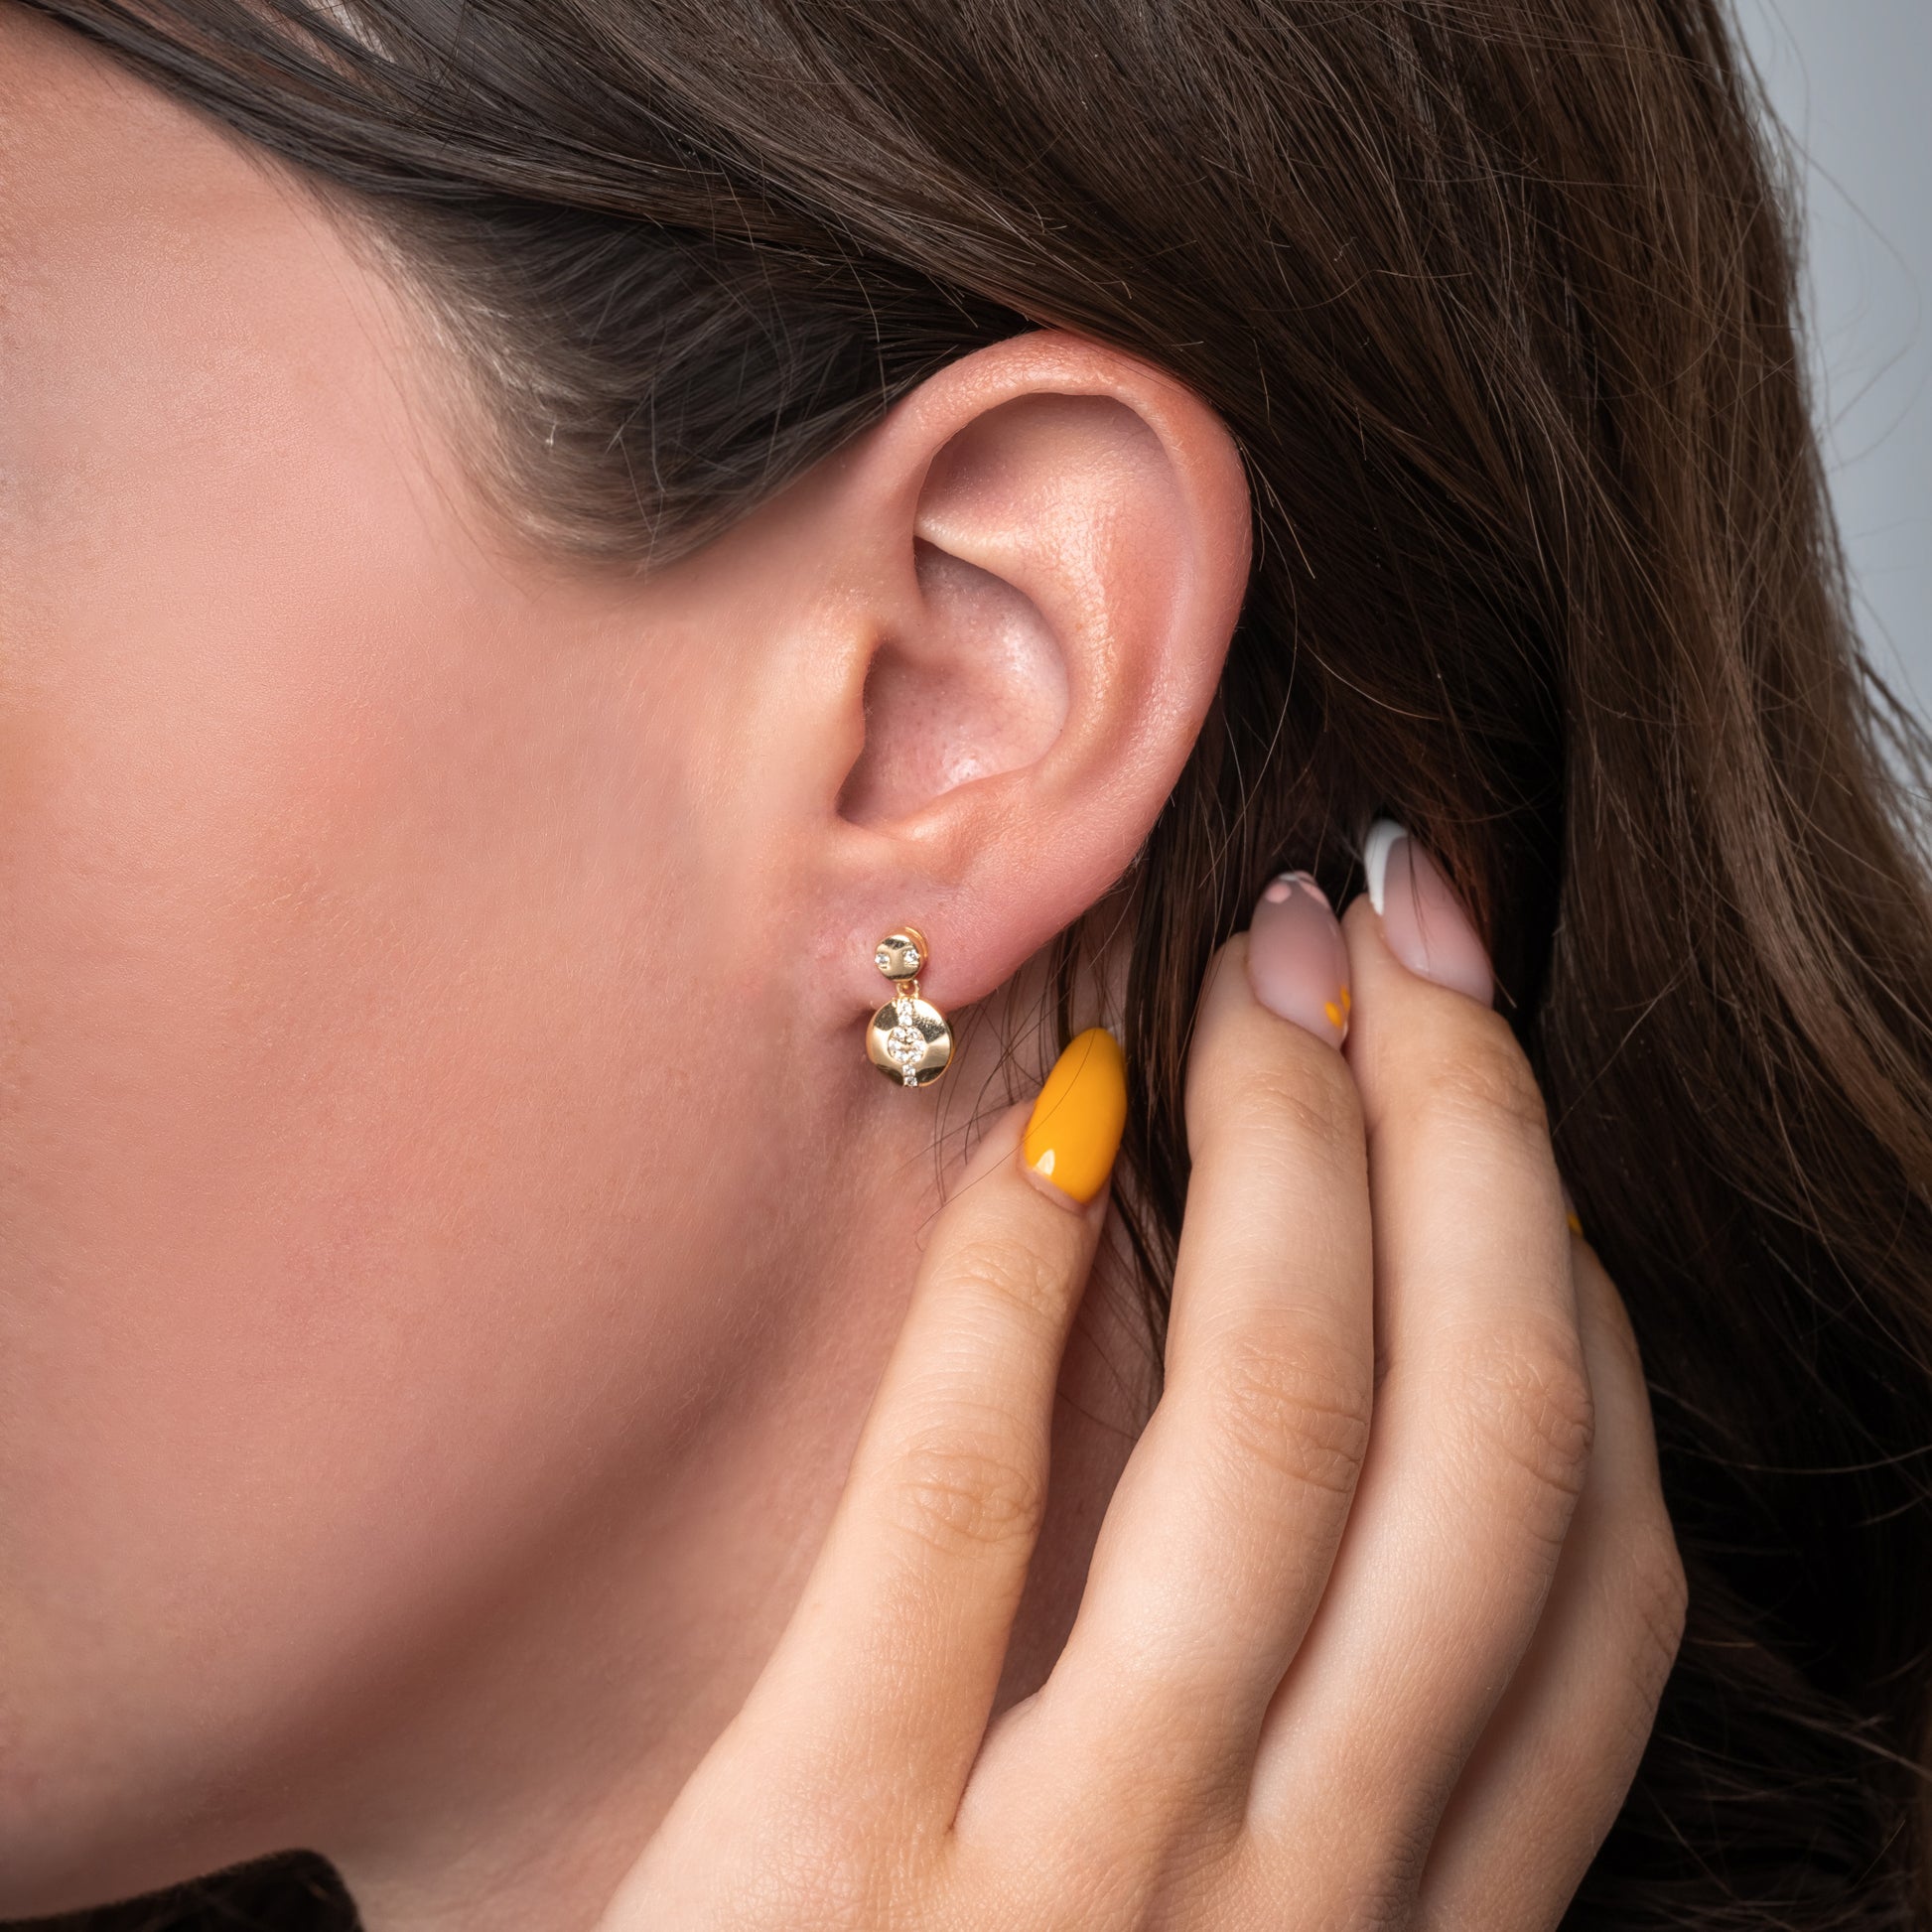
<box><xmin>601</xmin><ymin>905</ymin><xmax>1685</xmax><ymax>1932</ymax></box>
<box><xmin>0</xmin><ymin>12</ymin><xmax>1242</xmax><ymax>1922</ymax></box>
<box><xmin>0</xmin><ymin>11</ymin><xmax>1686</xmax><ymax>1930</ymax></box>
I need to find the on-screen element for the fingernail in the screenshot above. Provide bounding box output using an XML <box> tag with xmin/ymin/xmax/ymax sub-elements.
<box><xmin>1022</xmin><ymin>1028</ymin><xmax>1128</xmax><ymax>1207</ymax></box>
<box><xmin>1362</xmin><ymin>818</ymin><xmax>1493</xmax><ymax>1007</ymax></box>
<box><xmin>1246</xmin><ymin>871</ymin><xmax>1351</xmax><ymax>1047</ymax></box>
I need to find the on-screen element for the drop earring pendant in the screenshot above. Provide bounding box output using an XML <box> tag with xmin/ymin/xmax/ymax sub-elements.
<box><xmin>866</xmin><ymin>927</ymin><xmax>953</xmax><ymax>1088</ymax></box>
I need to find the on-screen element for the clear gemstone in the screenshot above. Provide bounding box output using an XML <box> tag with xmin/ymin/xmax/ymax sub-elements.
<box><xmin>903</xmin><ymin>947</ymin><xmax>919</xmax><ymax>970</ymax></box>
<box><xmin>885</xmin><ymin>1024</ymin><xmax>925</xmax><ymax>1067</ymax></box>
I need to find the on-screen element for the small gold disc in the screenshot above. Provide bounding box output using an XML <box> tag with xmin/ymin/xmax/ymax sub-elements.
<box><xmin>867</xmin><ymin>993</ymin><xmax>952</xmax><ymax>1087</ymax></box>
<box><xmin>873</xmin><ymin>928</ymin><xmax>929</xmax><ymax>983</ymax></box>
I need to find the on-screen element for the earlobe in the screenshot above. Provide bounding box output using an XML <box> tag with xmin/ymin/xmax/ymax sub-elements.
<box><xmin>812</xmin><ymin>331</ymin><xmax>1251</xmax><ymax>1020</ymax></box>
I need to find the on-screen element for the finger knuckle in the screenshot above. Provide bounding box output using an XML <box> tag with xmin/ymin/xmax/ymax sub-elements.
<box><xmin>883</xmin><ymin>1418</ymin><xmax>1045</xmax><ymax>1562</ymax></box>
<box><xmin>1025</xmin><ymin>1834</ymin><xmax>1157</xmax><ymax>1932</ymax></box>
<box><xmin>1457</xmin><ymin>1326</ymin><xmax>1595</xmax><ymax>1511</ymax></box>
<box><xmin>940</xmin><ymin>1232</ymin><xmax>1071</xmax><ymax>1330</ymax></box>
<box><xmin>767</xmin><ymin>1820</ymin><xmax>868</xmax><ymax>1925</ymax></box>
<box><xmin>686</xmin><ymin>1801</ymin><xmax>883</xmax><ymax>1932</ymax></box>
<box><xmin>1579</xmin><ymin>1252</ymin><xmax>1647</xmax><ymax>1380</ymax></box>
<box><xmin>1207</xmin><ymin>1329</ymin><xmax>1374</xmax><ymax>1502</ymax></box>
<box><xmin>1587</xmin><ymin>1527</ymin><xmax>1689</xmax><ymax>1779</ymax></box>
<box><xmin>1228</xmin><ymin>1042</ymin><xmax>1364</xmax><ymax>1158</ymax></box>
<box><xmin>1412</xmin><ymin>1021</ymin><xmax>1550</xmax><ymax>1147</ymax></box>
<box><xmin>1145</xmin><ymin>1831</ymin><xmax>1244</xmax><ymax>1932</ymax></box>
<box><xmin>1625</xmin><ymin>1519</ymin><xmax>1692</xmax><ymax>1682</ymax></box>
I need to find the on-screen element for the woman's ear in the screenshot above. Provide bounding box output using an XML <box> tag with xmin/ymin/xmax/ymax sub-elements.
<box><xmin>714</xmin><ymin>330</ymin><xmax>1251</xmax><ymax>1031</ymax></box>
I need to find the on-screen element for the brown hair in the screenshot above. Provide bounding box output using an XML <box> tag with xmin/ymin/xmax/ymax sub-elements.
<box><xmin>17</xmin><ymin>1</ymin><xmax>1932</xmax><ymax>1925</ymax></box>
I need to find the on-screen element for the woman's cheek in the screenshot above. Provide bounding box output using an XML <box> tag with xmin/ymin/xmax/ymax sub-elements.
<box><xmin>0</xmin><ymin>209</ymin><xmax>597</xmax><ymax>1887</ymax></box>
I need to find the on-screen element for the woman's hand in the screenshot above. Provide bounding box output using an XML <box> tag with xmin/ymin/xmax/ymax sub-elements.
<box><xmin>600</xmin><ymin>822</ymin><xmax>1687</xmax><ymax>1931</ymax></box>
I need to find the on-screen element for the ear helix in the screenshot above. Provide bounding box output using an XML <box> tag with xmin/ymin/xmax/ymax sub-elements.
<box><xmin>865</xmin><ymin>927</ymin><xmax>954</xmax><ymax>1088</ymax></box>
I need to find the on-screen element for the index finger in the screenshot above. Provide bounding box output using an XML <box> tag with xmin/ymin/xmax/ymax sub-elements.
<box><xmin>744</xmin><ymin>1036</ymin><xmax>1124</xmax><ymax>1812</ymax></box>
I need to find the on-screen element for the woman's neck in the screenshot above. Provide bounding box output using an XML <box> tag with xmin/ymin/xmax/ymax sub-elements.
<box><xmin>319</xmin><ymin>1173</ymin><xmax>1156</xmax><ymax>1932</ymax></box>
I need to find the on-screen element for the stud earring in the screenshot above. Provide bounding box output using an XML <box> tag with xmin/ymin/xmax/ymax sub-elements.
<box><xmin>866</xmin><ymin>926</ymin><xmax>953</xmax><ymax>1088</ymax></box>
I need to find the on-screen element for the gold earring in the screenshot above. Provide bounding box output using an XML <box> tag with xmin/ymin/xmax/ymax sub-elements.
<box><xmin>866</xmin><ymin>926</ymin><xmax>953</xmax><ymax>1088</ymax></box>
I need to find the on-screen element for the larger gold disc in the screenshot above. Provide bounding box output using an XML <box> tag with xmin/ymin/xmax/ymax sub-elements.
<box><xmin>867</xmin><ymin>993</ymin><xmax>953</xmax><ymax>1087</ymax></box>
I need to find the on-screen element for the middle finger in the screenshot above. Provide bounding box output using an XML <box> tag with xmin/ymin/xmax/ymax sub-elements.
<box><xmin>1033</xmin><ymin>872</ymin><xmax>1375</xmax><ymax>1807</ymax></box>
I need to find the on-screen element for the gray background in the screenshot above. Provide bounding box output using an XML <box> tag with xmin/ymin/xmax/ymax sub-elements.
<box><xmin>1733</xmin><ymin>0</ymin><xmax>1931</xmax><ymax>725</ymax></box>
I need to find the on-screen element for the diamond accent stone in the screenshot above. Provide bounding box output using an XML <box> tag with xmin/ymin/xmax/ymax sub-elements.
<box><xmin>884</xmin><ymin>1023</ymin><xmax>926</xmax><ymax>1068</ymax></box>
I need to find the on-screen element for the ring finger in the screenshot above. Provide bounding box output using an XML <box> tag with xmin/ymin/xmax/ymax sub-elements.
<box><xmin>1022</xmin><ymin>876</ymin><xmax>1376</xmax><ymax>1812</ymax></box>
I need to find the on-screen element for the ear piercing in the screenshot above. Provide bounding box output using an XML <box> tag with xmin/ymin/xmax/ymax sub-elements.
<box><xmin>866</xmin><ymin>927</ymin><xmax>953</xmax><ymax>1088</ymax></box>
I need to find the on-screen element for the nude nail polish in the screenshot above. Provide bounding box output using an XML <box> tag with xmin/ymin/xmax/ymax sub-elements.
<box><xmin>1246</xmin><ymin>871</ymin><xmax>1352</xmax><ymax>1047</ymax></box>
<box><xmin>1361</xmin><ymin>818</ymin><xmax>1493</xmax><ymax>1006</ymax></box>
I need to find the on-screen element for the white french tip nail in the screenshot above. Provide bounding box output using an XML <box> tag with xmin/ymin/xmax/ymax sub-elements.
<box><xmin>1362</xmin><ymin>817</ymin><xmax>1407</xmax><ymax>917</ymax></box>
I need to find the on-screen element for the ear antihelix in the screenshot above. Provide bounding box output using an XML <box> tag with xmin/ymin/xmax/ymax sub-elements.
<box><xmin>865</xmin><ymin>927</ymin><xmax>954</xmax><ymax>1088</ymax></box>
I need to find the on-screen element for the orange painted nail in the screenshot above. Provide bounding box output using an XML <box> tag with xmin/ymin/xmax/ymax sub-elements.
<box><xmin>1022</xmin><ymin>1028</ymin><xmax>1128</xmax><ymax>1206</ymax></box>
